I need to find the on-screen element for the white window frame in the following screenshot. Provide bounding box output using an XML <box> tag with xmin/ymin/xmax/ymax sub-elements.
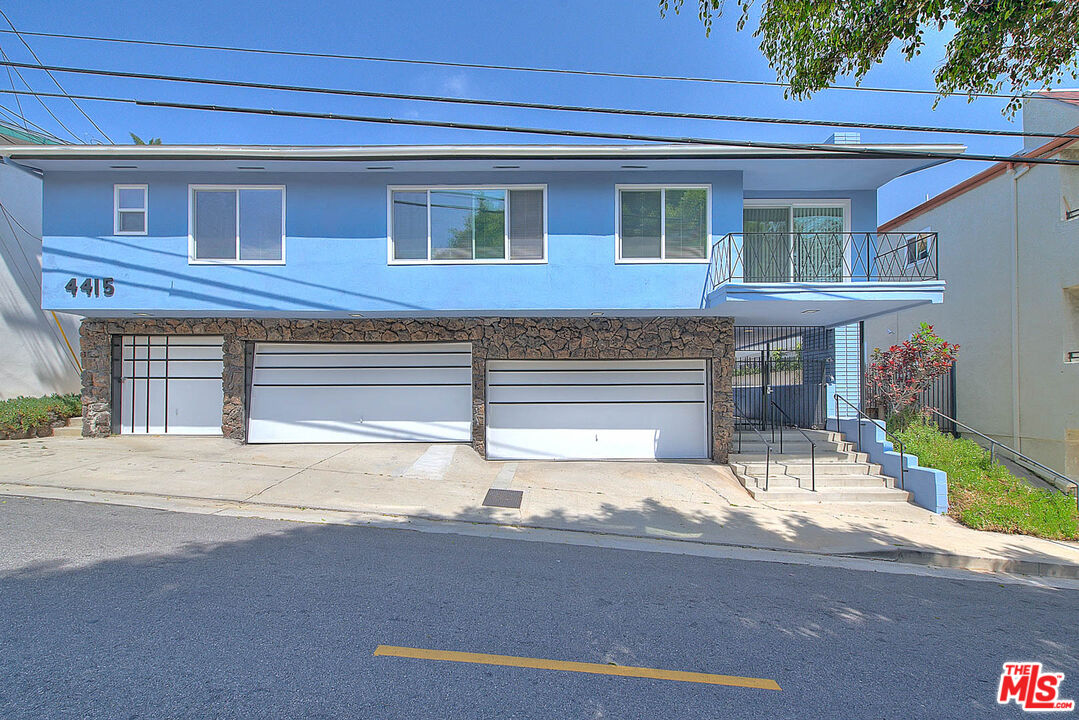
<box><xmin>742</xmin><ymin>198</ymin><xmax>852</xmax><ymax>281</ymax></box>
<box><xmin>114</xmin><ymin>184</ymin><xmax>148</xmax><ymax>236</ymax></box>
<box><xmin>188</xmin><ymin>184</ymin><xmax>286</xmax><ymax>265</ymax></box>
<box><xmin>905</xmin><ymin>226</ymin><xmax>933</xmax><ymax>267</ymax></box>
<box><xmin>615</xmin><ymin>184</ymin><xmax>712</xmax><ymax>264</ymax></box>
<box><xmin>387</xmin><ymin>184</ymin><xmax>548</xmax><ymax>265</ymax></box>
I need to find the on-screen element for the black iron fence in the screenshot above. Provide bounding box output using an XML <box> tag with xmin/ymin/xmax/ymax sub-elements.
<box><xmin>733</xmin><ymin>325</ymin><xmax>832</xmax><ymax>431</ymax></box>
<box><xmin>710</xmin><ymin>231</ymin><xmax>939</xmax><ymax>287</ymax></box>
<box><xmin>862</xmin><ymin>363</ymin><xmax>958</xmax><ymax>435</ymax></box>
<box><xmin>920</xmin><ymin>364</ymin><xmax>958</xmax><ymax>435</ymax></box>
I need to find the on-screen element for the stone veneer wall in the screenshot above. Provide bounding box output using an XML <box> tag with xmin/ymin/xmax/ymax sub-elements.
<box><xmin>80</xmin><ymin>316</ymin><xmax>735</xmax><ymax>461</ymax></box>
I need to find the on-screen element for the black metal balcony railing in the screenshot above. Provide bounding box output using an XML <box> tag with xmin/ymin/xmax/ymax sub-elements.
<box><xmin>709</xmin><ymin>232</ymin><xmax>939</xmax><ymax>288</ymax></box>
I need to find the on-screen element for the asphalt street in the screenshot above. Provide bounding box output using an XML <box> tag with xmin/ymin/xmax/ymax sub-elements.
<box><xmin>0</xmin><ymin>496</ymin><xmax>1076</xmax><ymax>719</ymax></box>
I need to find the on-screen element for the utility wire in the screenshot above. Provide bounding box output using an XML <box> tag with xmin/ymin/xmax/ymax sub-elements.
<box><xmin>0</xmin><ymin>87</ymin><xmax>1076</xmax><ymax>167</ymax></box>
<box><xmin>0</xmin><ymin>47</ymin><xmax>81</xmax><ymax>142</ymax></box>
<box><xmin>0</xmin><ymin>27</ymin><xmax>1032</xmax><ymax>103</ymax></box>
<box><xmin>0</xmin><ymin>10</ymin><xmax>111</xmax><ymax>142</ymax></box>
<box><xmin>2</xmin><ymin>48</ymin><xmax>25</xmax><ymax>129</ymax></box>
<box><xmin>1</xmin><ymin>59</ymin><xmax>1074</xmax><ymax>142</ymax></box>
<box><xmin>0</xmin><ymin>102</ymin><xmax>62</xmax><ymax>139</ymax></box>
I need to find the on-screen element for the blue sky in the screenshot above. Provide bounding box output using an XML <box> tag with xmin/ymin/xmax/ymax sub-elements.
<box><xmin>0</xmin><ymin>1</ymin><xmax>1059</xmax><ymax>222</ymax></box>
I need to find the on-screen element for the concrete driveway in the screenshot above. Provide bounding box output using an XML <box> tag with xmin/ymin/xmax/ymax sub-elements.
<box><xmin>2</xmin><ymin>434</ymin><xmax>1079</xmax><ymax>577</ymax></box>
<box><xmin>0</xmin><ymin>435</ymin><xmax>752</xmax><ymax>526</ymax></box>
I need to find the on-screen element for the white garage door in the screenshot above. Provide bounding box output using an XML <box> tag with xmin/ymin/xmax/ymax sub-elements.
<box><xmin>118</xmin><ymin>335</ymin><xmax>224</xmax><ymax>435</ymax></box>
<box><xmin>247</xmin><ymin>342</ymin><xmax>472</xmax><ymax>444</ymax></box>
<box><xmin>486</xmin><ymin>359</ymin><xmax>709</xmax><ymax>460</ymax></box>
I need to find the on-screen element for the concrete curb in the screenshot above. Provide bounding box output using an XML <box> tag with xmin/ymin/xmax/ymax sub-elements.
<box><xmin>1</xmin><ymin>481</ymin><xmax>1077</xmax><ymax>582</ymax></box>
<box><xmin>841</xmin><ymin>548</ymin><xmax>1079</xmax><ymax>580</ymax></box>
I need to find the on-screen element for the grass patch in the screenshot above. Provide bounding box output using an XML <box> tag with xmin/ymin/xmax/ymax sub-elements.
<box><xmin>0</xmin><ymin>393</ymin><xmax>81</xmax><ymax>438</ymax></box>
<box><xmin>897</xmin><ymin>421</ymin><xmax>1078</xmax><ymax>540</ymax></box>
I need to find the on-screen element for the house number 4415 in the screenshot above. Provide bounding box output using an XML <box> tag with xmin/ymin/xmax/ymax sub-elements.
<box><xmin>65</xmin><ymin>277</ymin><xmax>115</xmax><ymax>298</ymax></box>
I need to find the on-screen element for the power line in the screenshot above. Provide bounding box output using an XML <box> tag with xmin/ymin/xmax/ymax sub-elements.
<box><xmin>0</xmin><ymin>46</ymin><xmax>81</xmax><ymax>142</ymax></box>
<box><xmin>2</xmin><ymin>50</ymin><xmax>25</xmax><ymax>129</ymax></box>
<box><xmin>2</xmin><ymin>59</ymin><xmax>1074</xmax><ymax>142</ymax></box>
<box><xmin>1</xmin><ymin>87</ymin><xmax>1076</xmax><ymax>167</ymax></box>
<box><xmin>0</xmin><ymin>27</ymin><xmax>1030</xmax><ymax>103</ymax></box>
<box><xmin>0</xmin><ymin>102</ymin><xmax>65</xmax><ymax>141</ymax></box>
<box><xmin>0</xmin><ymin>10</ymin><xmax>110</xmax><ymax>142</ymax></box>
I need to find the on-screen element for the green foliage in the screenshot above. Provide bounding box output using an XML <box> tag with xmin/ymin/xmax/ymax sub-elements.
<box><xmin>0</xmin><ymin>394</ymin><xmax>81</xmax><ymax>436</ymax></box>
<box><xmin>129</xmin><ymin>132</ymin><xmax>162</xmax><ymax>145</ymax></box>
<box><xmin>659</xmin><ymin>0</ymin><xmax>1079</xmax><ymax>115</ymax></box>
<box><xmin>867</xmin><ymin>322</ymin><xmax>957</xmax><ymax>419</ymax></box>
<box><xmin>448</xmin><ymin>196</ymin><xmax>505</xmax><ymax>258</ymax></box>
<box><xmin>898</xmin><ymin>421</ymin><xmax>1078</xmax><ymax>540</ymax></box>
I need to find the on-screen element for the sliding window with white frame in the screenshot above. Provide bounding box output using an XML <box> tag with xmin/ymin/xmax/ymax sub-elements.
<box><xmin>742</xmin><ymin>199</ymin><xmax>851</xmax><ymax>282</ymax></box>
<box><xmin>188</xmin><ymin>185</ymin><xmax>285</xmax><ymax>264</ymax></box>
<box><xmin>389</xmin><ymin>186</ymin><xmax>547</xmax><ymax>264</ymax></box>
<box><xmin>616</xmin><ymin>185</ymin><xmax>711</xmax><ymax>263</ymax></box>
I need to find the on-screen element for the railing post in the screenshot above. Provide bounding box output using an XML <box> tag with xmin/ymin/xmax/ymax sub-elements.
<box><xmin>728</xmin><ymin>233</ymin><xmax>732</xmax><ymax>282</ymax></box>
<box><xmin>765</xmin><ymin>446</ymin><xmax>770</xmax><ymax>492</ymax></box>
<box><xmin>899</xmin><ymin>445</ymin><xmax>905</xmax><ymax>490</ymax></box>
<box><xmin>989</xmin><ymin>441</ymin><xmax>995</xmax><ymax>466</ymax></box>
<box><xmin>864</xmin><ymin>232</ymin><xmax>870</xmax><ymax>281</ymax></box>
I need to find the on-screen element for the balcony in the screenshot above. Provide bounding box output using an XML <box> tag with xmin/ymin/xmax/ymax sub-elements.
<box><xmin>704</xmin><ymin>232</ymin><xmax>943</xmax><ymax>326</ymax></box>
<box><xmin>709</xmin><ymin>231</ymin><xmax>939</xmax><ymax>288</ymax></box>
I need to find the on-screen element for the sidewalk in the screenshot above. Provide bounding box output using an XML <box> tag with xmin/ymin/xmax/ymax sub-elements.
<box><xmin>2</xmin><ymin>435</ymin><xmax>1078</xmax><ymax>579</ymax></box>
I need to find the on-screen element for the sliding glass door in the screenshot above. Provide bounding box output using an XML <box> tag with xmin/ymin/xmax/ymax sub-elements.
<box><xmin>743</xmin><ymin>207</ymin><xmax>791</xmax><ymax>282</ymax></box>
<box><xmin>792</xmin><ymin>206</ymin><xmax>844</xmax><ymax>282</ymax></box>
<box><xmin>743</xmin><ymin>203</ymin><xmax>847</xmax><ymax>282</ymax></box>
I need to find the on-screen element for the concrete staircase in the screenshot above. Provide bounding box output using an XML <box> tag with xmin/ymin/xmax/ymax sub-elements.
<box><xmin>51</xmin><ymin>416</ymin><xmax>83</xmax><ymax>437</ymax></box>
<box><xmin>730</xmin><ymin>427</ymin><xmax>912</xmax><ymax>503</ymax></box>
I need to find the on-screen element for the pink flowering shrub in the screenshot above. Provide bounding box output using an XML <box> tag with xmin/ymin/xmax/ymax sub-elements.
<box><xmin>865</xmin><ymin>323</ymin><xmax>958</xmax><ymax>425</ymax></box>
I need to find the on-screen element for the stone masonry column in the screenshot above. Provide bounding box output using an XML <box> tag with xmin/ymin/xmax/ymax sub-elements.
<box><xmin>221</xmin><ymin>331</ymin><xmax>246</xmax><ymax>440</ymax></box>
<box><xmin>471</xmin><ymin>353</ymin><xmax>487</xmax><ymax>458</ymax></box>
<box><xmin>79</xmin><ymin>318</ymin><xmax>113</xmax><ymax>437</ymax></box>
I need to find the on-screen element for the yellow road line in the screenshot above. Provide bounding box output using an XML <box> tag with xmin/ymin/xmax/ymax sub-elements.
<box><xmin>373</xmin><ymin>645</ymin><xmax>781</xmax><ymax>690</ymax></box>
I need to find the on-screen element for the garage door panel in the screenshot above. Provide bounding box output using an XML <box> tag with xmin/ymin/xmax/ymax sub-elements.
<box><xmin>165</xmin><ymin>344</ymin><xmax>224</xmax><ymax>361</ymax></box>
<box><xmin>118</xmin><ymin>335</ymin><xmax>224</xmax><ymax>435</ymax></box>
<box><xmin>252</xmin><ymin>366</ymin><xmax>471</xmax><ymax>386</ymax></box>
<box><xmin>486</xmin><ymin>359</ymin><xmax>709</xmax><ymax>460</ymax></box>
<box><xmin>166</xmin><ymin>378</ymin><xmax>226</xmax><ymax>434</ymax></box>
<box><xmin>487</xmin><ymin>384</ymin><xmax>705</xmax><ymax>403</ymax></box>
<box><xmin>254</xmin><ymin>343</ymin><xmax>471</xmax><ymax>368</ymax></box>
<box><xmin>491</xmin><ymin>359</ymin><xmax>704</xmax><ymax>371</ymax></box>
<box><xmin>488</xmin><ymin>404</ymin><xmax>708</xmax><ymax>460</ymax></box>
<box><xmin>488</xmin><ymin>369</ymin><xmax>704</xmax><ymax>386</ymax></box>
<box><xmin>247</xmin><ymin>342</ymin><xmax>472</xmax><ymax>444</ymax></box>
<box><xmin>165</xmin><ymin>359</ymin><xmax>224</xmax><ymax>379</ymax></box>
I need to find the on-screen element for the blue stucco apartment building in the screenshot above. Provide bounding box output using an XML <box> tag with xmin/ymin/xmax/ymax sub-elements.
<box><xmin>2</xmin><ymin>140</ymin><xmax>950</xmax><ymax>462</ymax></box>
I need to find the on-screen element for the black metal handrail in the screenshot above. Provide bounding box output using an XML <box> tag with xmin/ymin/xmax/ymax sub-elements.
<box><xmin>922</xmin><ymin>407</ymin><xmax>1079</xmax><ymax>510</ymax></box>
<box><xmin>733</xmin><ymin>399</ymin><xmax>776</xmax><ymax>491</ymax></box>
<box><xmin>769</xmin><ymin>399</ymin><xmax>816</xmax><ymax>492</ymax></box>
<box><xmin>833</xmin><ymin>393</ymin><xmax>905</xmax><ymax>490</ymax></box>
<box><xmin>709</xmin><ymin>231</ymin><xmax>939</xmax><ymax>288</ymax></box>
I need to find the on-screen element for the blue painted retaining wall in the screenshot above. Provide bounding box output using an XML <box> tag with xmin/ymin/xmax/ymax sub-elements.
<box><xmin>838</xmin><ymin>417</ymin><xmax>949</xmax><ymax>514</ymax></box>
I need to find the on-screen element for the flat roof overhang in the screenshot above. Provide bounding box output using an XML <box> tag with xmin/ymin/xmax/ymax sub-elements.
<box><xmin>3</xmin><ymin>142</ymin><xmax>964</xmax><ymax>191</ymax></box>
<box><xmin>705</xmin><ymin>281</ymin><xmax>946</xmax><ymax>327</ymax></box>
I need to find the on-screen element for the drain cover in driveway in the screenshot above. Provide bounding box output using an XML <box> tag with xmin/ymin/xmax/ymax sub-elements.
<box><xmin>482</xmin><ymin>488</ymin><xmax>523</xmax><ymax>508</ymax></box>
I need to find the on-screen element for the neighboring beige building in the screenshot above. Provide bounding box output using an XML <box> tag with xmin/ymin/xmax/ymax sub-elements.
<box><xmin>0</xmin><ymin>122</ymin><xmax>80</xmax><ymax>399</ymax></box>
<box><xmin>866</xmin><ymin>91</ymin><xmax>1079</xmax><ymax>478</ymax></box>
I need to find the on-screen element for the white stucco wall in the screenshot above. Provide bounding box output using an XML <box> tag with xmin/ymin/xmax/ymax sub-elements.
<box><xmin>866</xmin><ymin>147</ymin><xmax>1079</xmax><ymax>477</ymax></box>
<box><xmin>1023</xmin><ymin>96</ymin><xmax>1079</xmax><ymax>151</ymax></box>
<box><xmin>0</xmin><ymin>161</ymin><xmax>80</xmax><ymax>399</ymax></box>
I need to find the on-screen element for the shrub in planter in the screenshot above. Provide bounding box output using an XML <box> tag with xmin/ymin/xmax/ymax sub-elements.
<box><xmin>865</xmin><ymin>323</ymin><xmax>958</xmax><ymax>432</ymax></box>
<box><xmin>0</xmin><ymin>394</ymin><xmax>81</xmax><ymax>440</ymax></box>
